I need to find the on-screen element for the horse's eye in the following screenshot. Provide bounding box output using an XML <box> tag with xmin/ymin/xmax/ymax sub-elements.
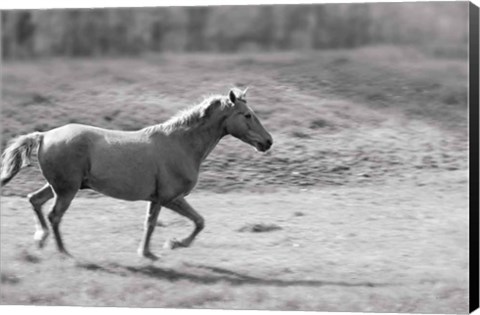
<box><xmin>245</xmin><ymin>113</ymin><xmax>252</xmax><ymax>119</ymax></box>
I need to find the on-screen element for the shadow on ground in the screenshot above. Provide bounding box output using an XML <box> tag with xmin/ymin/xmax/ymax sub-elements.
<box><xmin>75</xmin><ymin>260</ymin><xmax>393</xmax><ymax>288</ymax></box>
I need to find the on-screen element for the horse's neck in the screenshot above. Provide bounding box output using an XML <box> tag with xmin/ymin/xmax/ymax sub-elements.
<box><xmin>181</xmin><ymin>121</ymin><xmax>225</xmax><ymax>165</ymax></box>
<box><xmin>148</xmin><ymin>109</ymin><xmax>227</xmax><ymax>166</ymax></box>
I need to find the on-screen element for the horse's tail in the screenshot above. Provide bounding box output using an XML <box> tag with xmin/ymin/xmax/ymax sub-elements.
<box><xmin>1</xmin><ymin>132</ymin><xmax>43</xmax><ymax>187</ymax></box>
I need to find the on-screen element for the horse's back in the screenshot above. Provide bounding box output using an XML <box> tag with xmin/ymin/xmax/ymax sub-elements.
<box><xmin>41</xmin><ymin>124</ymin><xmax>130</xmax><ymax>159</ymax></box>
<box><xmin>39</xmin><ymin>124</ymin><xmax>149</xmax><ymax>194</ymax></box>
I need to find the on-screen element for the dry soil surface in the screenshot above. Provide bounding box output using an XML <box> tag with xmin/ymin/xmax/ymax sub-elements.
<box><xmin>1</xmin><ymin>46</ymin><xmax>469</xmax><ymax>312</ymax></box>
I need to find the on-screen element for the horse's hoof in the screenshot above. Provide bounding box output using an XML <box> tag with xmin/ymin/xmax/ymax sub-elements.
<box><xmin>137</xmin><ymin>249</ymin><xmax>159</xmax><ymax>260</ymax></box>
<box><xmin>145</xmin><ymin>253</ymin><xmax>159</xmax><ymax>261</ymax></box>
<box><xmin>163</xmin><ymin>238</ymin><xmax>181</xmax><ymax>250</ymax></box>
<box><xmin>140</xmin><ymin>252</ymin><xmax>159</xmax><ymax>261</ymax></box>
<box><xmin>163</xmin><ymin>239</ymin><xmax>175</xmax><ymax>250</ymax></box>
<box><xmin>33</xmin><ymin>231</ymin><xmax>49</xmax><ymax>248</ymax></box>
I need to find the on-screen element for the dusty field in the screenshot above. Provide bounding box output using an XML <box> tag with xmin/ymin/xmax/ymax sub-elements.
<box><xmin>0</xmin><ymin>180</ymin><xmax>469</xmax><ymax>312</ymax></box>
<box><xmin>0</xmin><ymin>46</ymin><xmax>469</xmax><ymax>312</ymax></box>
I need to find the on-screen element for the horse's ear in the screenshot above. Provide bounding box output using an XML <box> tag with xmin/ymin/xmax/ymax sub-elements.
<box><xmin>242</xmin><ymin>87</ymin><xmax>248</xmax><ymax>98</ymax></box>
<box><xmin>229</xmin><ymin>90</ymin><xmax>236</xmax><ymax>103</ymax></box>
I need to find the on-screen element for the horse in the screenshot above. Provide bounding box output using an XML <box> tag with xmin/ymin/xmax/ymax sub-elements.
<box><xmin>0</xmin><ymin>87</ymin><xmax>273</xmax><ymax>260</ymax></box>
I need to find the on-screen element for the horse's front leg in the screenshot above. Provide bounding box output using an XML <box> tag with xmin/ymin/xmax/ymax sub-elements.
<box><xmin>137</xmin><ymin>201</ymin><xmax>162</xmax><ymax>260</ymax></box>
<box><xmin>163</xmin><ymin>197</ymin><xmax>204</xmax><ymax>250</ymax></box>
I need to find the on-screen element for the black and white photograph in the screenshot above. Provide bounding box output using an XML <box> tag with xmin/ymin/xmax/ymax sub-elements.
<box><xmin>0</xmin><ymin>0</ymin><xmax>477</xmax><ymax>314</ymax></box>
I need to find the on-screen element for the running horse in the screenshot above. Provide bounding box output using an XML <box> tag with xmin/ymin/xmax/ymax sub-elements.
<box><xmin>0</xmin><ymin>88</ymin><xmax>273</xmax><ymax>259</ymax></box>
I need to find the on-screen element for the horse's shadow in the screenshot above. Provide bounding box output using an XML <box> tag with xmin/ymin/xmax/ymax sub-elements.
<box><xmin>75</xmin><ymin>260</ymin><xmax>392</xmax><ymax>288</ymax></box>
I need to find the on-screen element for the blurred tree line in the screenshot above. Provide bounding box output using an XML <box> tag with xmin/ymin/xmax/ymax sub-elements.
<box><xmin>1</xmin><ymin>2</ymin><xmax>468</xmax><ymax>59</ymax></box>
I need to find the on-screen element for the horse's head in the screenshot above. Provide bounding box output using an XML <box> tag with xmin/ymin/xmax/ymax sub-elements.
<box><xmin>224</xmin><ymin>88</ymin><xmax>273</xmax><ymax>152</ymax></box>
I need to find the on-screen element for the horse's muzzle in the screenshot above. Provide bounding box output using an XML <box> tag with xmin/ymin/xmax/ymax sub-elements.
<box><xmin>258</xmin><ymin>139</ymin><xmax>273</xmax><ymax>152</ymax></box>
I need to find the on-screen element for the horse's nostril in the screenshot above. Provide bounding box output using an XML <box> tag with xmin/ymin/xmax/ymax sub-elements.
<box><xmin>264</xmin><ymin>139</ymin><xmax>272</xmax><ymax>150</ymax></box>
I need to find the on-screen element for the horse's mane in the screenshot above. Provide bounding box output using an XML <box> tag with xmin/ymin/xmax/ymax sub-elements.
<box><xmin>148</xmin><ymin>94</ymin><xmax>230</xmax><ymax>134</ymax></box>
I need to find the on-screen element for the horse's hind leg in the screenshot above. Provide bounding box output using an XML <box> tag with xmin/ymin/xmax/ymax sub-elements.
<box><xmin>163</xmin><ymin>197</ymin><xmax>204</xmax><ymax>250</ymax></box>
<box><xmin>27</xmin><ymin>183</ymin><xmax>54</xmax><ymax>248</ymax></box>
<box><xmin>47</xmin><ymin>191</ymin><xmax>76</xmax><ymax>256</ymax></box>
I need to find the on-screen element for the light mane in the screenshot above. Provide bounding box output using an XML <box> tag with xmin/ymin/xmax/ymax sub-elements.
<box><xmin>147</xmin><ymin>95</ymin><xmax>230</xmax><ymax>134</ymax></box>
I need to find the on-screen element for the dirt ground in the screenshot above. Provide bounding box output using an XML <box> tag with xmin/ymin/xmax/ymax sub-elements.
<box><xmin>0</xmin><ymin>46</ymin><xmax>469</xmax><ymax>312</ymax></box>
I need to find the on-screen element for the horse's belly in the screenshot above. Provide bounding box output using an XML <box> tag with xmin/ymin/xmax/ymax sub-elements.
<box><xmin>87</xmin><ymin>161</ymin><xmax>156</xmax><ymax>201</ymax></box>
<box><xmin>87</xmin><ymin>175</ymin><xmax>155</xmax><ymax>201</ymax></box>
<box><xmin>87</xmin><ymin>139</ymin><xmax>158</xmax><ymax>200</ymax></box>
